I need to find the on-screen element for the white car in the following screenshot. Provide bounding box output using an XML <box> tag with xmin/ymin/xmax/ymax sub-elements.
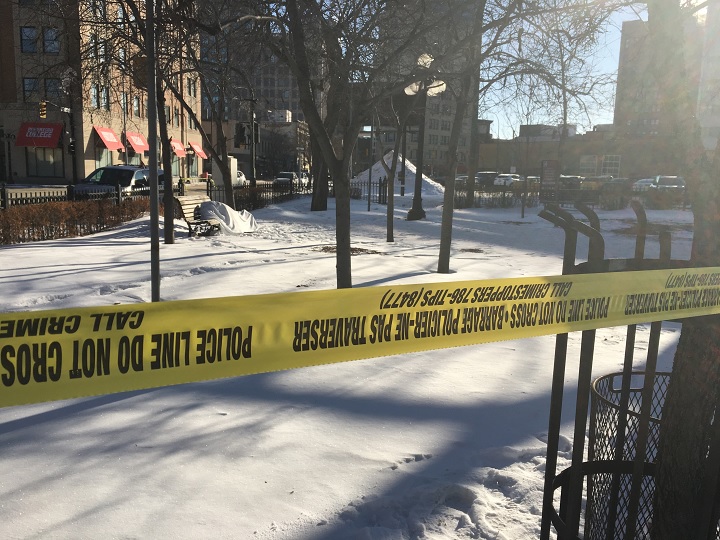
<box><xmin>494</xmin><ymin>174</ymin><xmax>522</xmax><ymax>186</ymax></box>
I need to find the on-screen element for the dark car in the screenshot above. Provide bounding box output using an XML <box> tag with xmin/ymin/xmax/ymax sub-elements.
<box><xmin>274</xmin><ymin>171</ymin><xmax>298</xmax><ymax>186</ymax></box>
<box><xmin>73</xmin><ymin>166</ymin><xmax>166</xmax><ymax>197</ymax></box>
<box><xmin>475</xmin><ymin>171</ymin><xmax>499</xmax><ymax>189</ymax></box>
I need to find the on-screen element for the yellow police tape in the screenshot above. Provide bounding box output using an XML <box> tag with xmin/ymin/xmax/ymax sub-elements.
<box><xmin>2</xmin><ymin>266</ymin><xmax>720</xmax><ymax>408</ymax></box>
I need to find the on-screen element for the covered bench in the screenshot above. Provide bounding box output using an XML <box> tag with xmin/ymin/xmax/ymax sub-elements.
<box><xmin>174</xmin><ymin>195</ymin><xmax>222</xmax><ymax>237</ymax></box>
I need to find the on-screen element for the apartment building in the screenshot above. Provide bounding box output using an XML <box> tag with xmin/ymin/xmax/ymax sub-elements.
<box><xmin>613</xmin><ymin>18</ymin><xmax>704</xmax><ymax>138</ymax></box>
<box><xmin>0</xmin><ymin>0</ymin><xmax>204</xmax><ymax>184</ymax></box>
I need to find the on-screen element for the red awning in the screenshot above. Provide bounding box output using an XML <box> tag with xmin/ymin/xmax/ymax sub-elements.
<box><xmin>15</xmin><ymin>122</ymin><xmax>63</xmax><ymax>148</ymax></box>
<box><xmin>125</xmin><ymin>131</ymin><xmax>149</xmax><ymax>153</ymax></box>
<box><xmin>188</xmin><ymin>141</ymin><xmax>207</xmax><ymax>159</ymax></box>
<box><xmin>93</xmin><ymin>126</ymin><xmax>124</xmax><ymax>151</ymax></box>
<box><xmin>170</xmin><ymin>139</ymin><xmax>186</xmax><ymax>157</ymax></box>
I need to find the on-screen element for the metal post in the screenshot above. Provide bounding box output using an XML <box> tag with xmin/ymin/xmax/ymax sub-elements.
<box><xmin>407</xmin><ymin>89</ymin><xmax>427</xmax><ymax>220</ymax></box>
<box><xmin>564</xmin><ymin>221</ymin><xmax>605</xmax><ymax>538</ymax></box>
<box><xmin>539</xmin><ymin>206</ymin><xmax>578</xmax><ymax>540</ymax></box>
<box><xmin>400</xmin><ymin>126</ymin><xmax>406</xmax><ymax>196</ymax></box>
<box><xmin>367</xmin><ymin>121</ymin><xmax>373</xmax><ymax>212</ymax></box>
<box><xmin>66</xmin><ymin>107</ymin><xmax>78</xmax><ymax>184</ymax></box>
<box><xmin>250</xmin><ymin>99</ymin><xmax>256</xmax><ymax>185</ymax></box>
<box><xmin>146</xmin><ymin>0</ymin><xmax>160</xmax><ymax>302</ymax></box>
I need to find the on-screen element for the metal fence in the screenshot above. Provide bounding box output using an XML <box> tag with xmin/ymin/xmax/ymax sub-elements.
<box><xmin>201</xmin><ymin>180</ymin><xmax>311</xmax><ymax>210</ymax></box>
<box><xmin>348</xmin><ymin>179</ymin><xmax>388</xmax><ymax>204</ymax></box>
<box><xmin>0</xmin><ymin>183</ymin><xmax>183</xmax><ymax>209</ymax></box>
<box><xmin>454</xmin><ymin>185</ymin><xmax>541</xmax><ymax>208</ymax></box>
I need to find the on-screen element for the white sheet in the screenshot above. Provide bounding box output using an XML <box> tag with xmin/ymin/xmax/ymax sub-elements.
<box><xmin>197</xmin><ymin>201</ymin><xmax>258</xmax><ymax>234</ymax></box>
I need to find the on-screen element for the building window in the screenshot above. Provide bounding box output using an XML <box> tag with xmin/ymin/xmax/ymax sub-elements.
<box><xmin>101</xmin><ymin>86</ymin><xmax>110</xmax><ymax>110</ymax></box>
<box><xmin>579</xmin><ymin>155</ymin><xmax>598</xmax><ymax>176</ymax></box>
<box><xmin>27</xmin><ymin>147</ymin><xmax>64</xmax><ymax>177</ymax></box>
<box><xmin>133</xmin><ymin>95</ymin><xmax>140</xmax><ymax>117</ymax></box>
<box><xmin>97</xmin><ymin>39</ymin><xmax>107</xmax><ymax>63</ymax></box>
<box><xmin>90</xmin><ymin>84</ymin><xmax>99</xmax><ymax>108</ymax></box>
<box><xmin>95</xmin><ymin>147</ymin><xmax>111</xmax><ymax>168</ymax></box>
<box><xmin>91</xmin><ymin>0</ymin><xmax>106</xmax><ymax>18</ymax></box>
<box><xmin>88</xmin><ymin>33</ymin><xmax>97</xmax><ymax>58</ymax></box>
<box><xmin>165</xmin><ymin>105</ymin><xmax>171</xmax><ymax>124</ymax></box>
<box><xmin>601</xmin><ymin>155</ymin><xmax>621</xmax><ymax>176</ymax></box>
<box><xmin>45</xmin><ymin>78</ymin><xmax>62</xmax><ymax>98</ymax></box>
<box><xmin>20</xmin><ymin>26</ymin><xmax>38</xmax><ymax>53</ymax></box>
<box><xmin>118</xmin><ymin>47</ymin><xmax>127</xmax><ymax>71</ymax></box>
<box><xmin>187</xmin><ymin>154</ymin><xmax>198</xmax><ymax>177</ymax></box>
<box><xmin>22</xmin><ymin>77</ymin><xmax>39</xmax><ymax>101</ymax></box>
<box><xmin>174</xmin><ymin>107</ymin><xmax>180</xmax><ymax>127</ymax></box>
<box><xmin>43</xmin><ymin>27</ymin><xmax>60</xmax><ymax>54</ymax></box>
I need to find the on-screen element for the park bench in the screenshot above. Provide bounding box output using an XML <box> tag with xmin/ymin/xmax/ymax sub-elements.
<box><xmin>174</xmin><ymin>195</ymin><xmax>222</xmax><ymax>237</ymax></box>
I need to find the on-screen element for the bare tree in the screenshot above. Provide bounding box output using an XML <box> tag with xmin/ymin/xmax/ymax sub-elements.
<box><xmin>248</xmin><ymin>0</ymin><xmax>461</xmax><ymax>288</ymax></box>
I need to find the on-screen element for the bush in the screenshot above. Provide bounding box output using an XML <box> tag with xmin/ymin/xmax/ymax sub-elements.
<box><xmin>0</xmin><ymin>198</ymin><xmax>153</xmax><ymax>245</ymax></box>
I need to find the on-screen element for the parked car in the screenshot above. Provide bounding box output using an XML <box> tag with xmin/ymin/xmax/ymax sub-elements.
<box><xmin>559</xmin><ymin>175</ymin><xmax>583</xmax><ymax>189</ymax></box>
<box><xmin>476</xmin><ymin>171</ymin><xmax>499</xmax><ymax>189</ymax></box>
<box><xmin>649</xmin><ymin>175</ymin><xmax>685</xmax><ymax>191</ymax></box>
<box><xmin>274</xmin><ymin>171</ymin><xmax>298</xmax><ymax>186</ymax></box>
<box><xmin>454</xmin><ymin>175</ymin><xmax>468</xmax><ymax>189</ymax></box>
<box><xmin>73</xmin><ymin>166</ymin><xmax>166</xmax><ymax>197</ymax></box>
<box><xmin>494</xmin><ymin>173</ymin><xmax>522</xmax><ymax>186</ymax></box>
<box><xmin>645</xmin><ymin>176</ymin><xmax>686</xmax><ymax>208</ymax></box>
<box><xmin>632</xmin><ymin>178</ymin><xmax>656</xmax><ymax>192</ymax></box>
<box><xmin>580</xmin><ymin>175</ymin><xmax>613</xmax><ymax>191</ymax></box>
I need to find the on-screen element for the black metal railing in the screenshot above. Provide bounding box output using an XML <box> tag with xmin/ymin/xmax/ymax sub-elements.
<box><xmin>202</xmin><ymin>180</ymin><xmax>311</xmax><ymax>211</ymax></box>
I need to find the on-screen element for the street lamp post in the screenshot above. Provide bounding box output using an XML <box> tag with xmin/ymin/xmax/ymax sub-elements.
<box><xmin>250</xmin><ymin>100</ymin><xmax>256</xmax><ymax>185</ymax></box>
<box><xmin>407</xmin><ymin>88</ymin><xmax>428</xmax><ymax>220</ymax></box>
<box><xmin>234</xmin><ymin>92</ymin><xmax>257</xmax><ymax>186</ymax></box>
<box><xmin>404</xmin><ymin>54</ymin><xmax>445</xmax><ymax>221</ymax></box>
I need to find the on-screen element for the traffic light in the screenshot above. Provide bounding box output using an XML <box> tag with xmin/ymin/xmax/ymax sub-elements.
<box><xmin>234</xmin><ymin>122</ymin><xmax>246</xmax><ymax>146</ymax></box>
<box><xmin>39</xmin><ymin>101</ymin><xmax>47</xmax><ymax>119</ymax></box>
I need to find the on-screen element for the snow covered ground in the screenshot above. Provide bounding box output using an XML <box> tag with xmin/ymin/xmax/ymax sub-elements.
<box><xmin>0</xmin><ymin>175</ymin><xmax>693</xmax><ymax>539</ymax></box>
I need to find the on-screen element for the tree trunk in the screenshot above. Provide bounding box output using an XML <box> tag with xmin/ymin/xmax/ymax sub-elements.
<box><xmin>438</xmin><ymin>69</ymin><xmax>473</xmax><ymax>273</ymax></box>
<box><xmin>310</xmin><ymin>135</ymin><xmax>328</xmax><ymax>211</ymax></box>
<box><xmin>654</xmin><ymin>318</ymin><xmax>720</xmax><ymax>539</ymax></box>
<box><xmin>156</xmin><ymin>91</ymin><xmax>175</xmax><ymax>244</ymax></box>
<box><xmin>332</xmin><ymin>163</ymin><xmax>352</xmax><ymax>288</ymax></box>
<box><xmin>651</xmin><ymin>0</ymin><xmax>720</xmax><ymax>536</ymax></box>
